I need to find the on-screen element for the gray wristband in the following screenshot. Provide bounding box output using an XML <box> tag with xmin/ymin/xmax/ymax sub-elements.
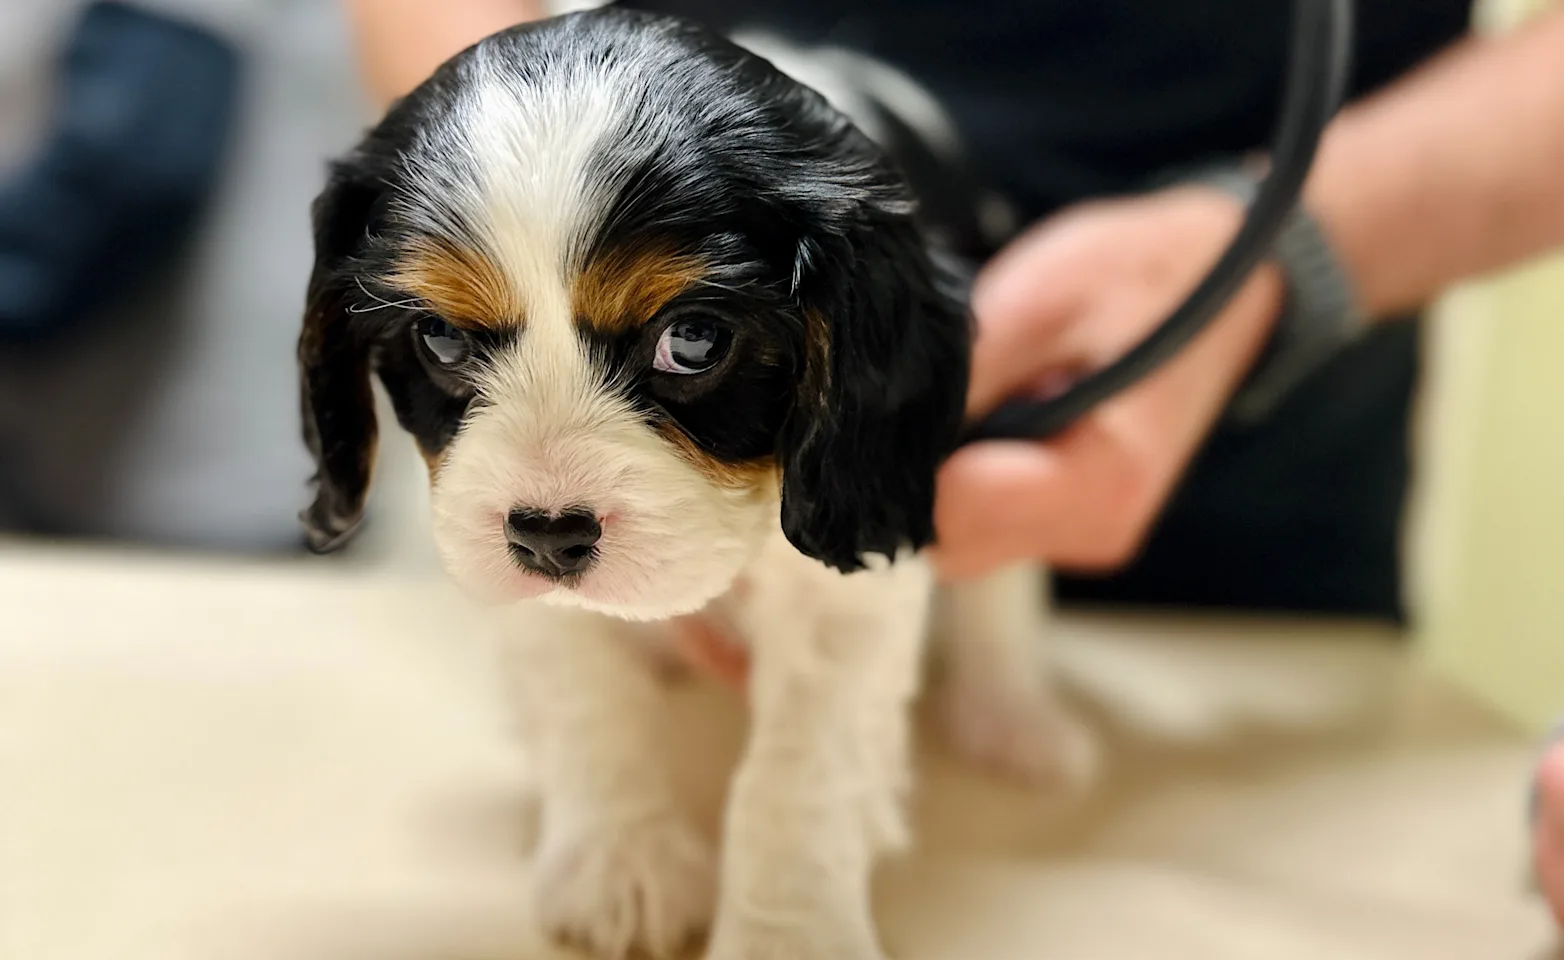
<box><xmin>1184</xmin><ymin>165</ymin><xmax>1367</xmax><ymax>425</ymax></box>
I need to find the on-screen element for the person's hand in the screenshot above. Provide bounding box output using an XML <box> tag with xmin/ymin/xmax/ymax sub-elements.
<box><xmin>1535</xmin><ymin>742</ymin><xmax>1564</xmax><ymax>927</ymax></box>
<box><xmin>933</xmin><ymin>187</ymin><xmax>1284</xmax><ymax>580</ymax></box>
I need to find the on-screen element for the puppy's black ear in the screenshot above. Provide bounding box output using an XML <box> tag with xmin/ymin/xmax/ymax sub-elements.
<box><xmin>779</xmin><ymin>213</ymin><xmax>971</xmax><ymax>573</ymax></box>
<box><xmin>297</xmin><ymin>160</ymin><xmax>383</xmax><ymax>553</ymax></box>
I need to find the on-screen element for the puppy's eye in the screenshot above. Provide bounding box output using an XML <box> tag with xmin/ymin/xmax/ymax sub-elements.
<box><xmin>654</xmin><ymin>316</ymin><xmax>731</xmax><ymax>375</ymax></box>
<box><xmin>416</xmin><ymin>316</ymin><xmax>470</xmax><ymax>366</ymax></box>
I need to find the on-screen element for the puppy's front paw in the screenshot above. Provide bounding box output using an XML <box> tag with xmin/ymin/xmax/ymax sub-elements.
<box><xmin>938</xmin><ymin>672</ymin><xmax>1100</xmax><ymax>792</ymax></box>
<box><xmin>533</xmin><ymin>813</ymin><xmax>716</xmax><ymax>959</ymax></box>
<box><xmin>705</xmin><ymin>916</ymin><xmax>883</xmax><ymax>960</ymax></box>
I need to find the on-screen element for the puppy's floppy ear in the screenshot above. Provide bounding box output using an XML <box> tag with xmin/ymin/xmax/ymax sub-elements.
<box><xmin>297</xmin><ymin>159</ymin><xmax>383</xmax><ymax>553</ymax></box>
<box><xmin>779</xmin><ymin>213</ymin><xmax>972</xmax><ymax>573</ymax></box>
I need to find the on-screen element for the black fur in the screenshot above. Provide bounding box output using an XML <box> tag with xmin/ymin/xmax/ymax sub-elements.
<box><xmin>295</xmin><ymin>65</ymin><xmax>473</xmax><ymax>552</ymax></box>
<box><xmin>296</xmin><ymin>7</ymin><xmax>971</xmax><ymax>570</ymax></box>
<box><xmin>297</xmin><ymin>162</ymin><xmax>382</xmax><ymax>552</ymax></box>
<box><xmin>589</xmin><ymin>250</ymin><xmax>800</xmax><ymax>465</ymax></box>
<box><xmin>780</xmin><ymin>219</ymin><xmax>970</xmax><ymax>573</ymax></box>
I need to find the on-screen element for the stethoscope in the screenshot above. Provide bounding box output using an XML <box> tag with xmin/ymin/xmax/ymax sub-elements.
<box><xmin>960</xmin><ymin>0</ymin><xmax>1353</xmax><ymax>446</ymax></box>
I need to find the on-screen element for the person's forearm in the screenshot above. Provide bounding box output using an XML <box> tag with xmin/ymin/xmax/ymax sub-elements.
<box><xmin>346</xmin><ymin>0</ymin><xmax>548</xmax><ymax>109</ymax></box>
<box><xmin>1306</xmin><ymin>7</ymin><xmax>1564</xmax><ymax>319</ymax></box>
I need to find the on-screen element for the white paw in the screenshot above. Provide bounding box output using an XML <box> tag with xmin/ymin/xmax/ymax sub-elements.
<box><xmin>705</xmin><ymin>915</ymin><xmax>883</xmax><ymax>960</ymax></box>
<box><xmin>938</xmin><ymin>672</ymin><xmax>1100</xmax><ymax>792</ymax></box>
<box><xmin>533</xmin><ymin>813</ymin><xmax>717</xmax><ymax>959</ymax></box>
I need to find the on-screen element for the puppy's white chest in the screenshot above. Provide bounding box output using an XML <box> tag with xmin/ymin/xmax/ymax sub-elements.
<box><xmin>628</xmin><ymin>527</ymin><xmax>935</xmax><ymax>686</ymax></box>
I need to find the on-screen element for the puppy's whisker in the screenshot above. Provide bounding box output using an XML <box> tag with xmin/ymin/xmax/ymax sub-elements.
<box><xmin>690</xmin><ymin>277</ymin><xmax>753</xmax><ymax>295</ymax></box>
<box><xmin>349</xmin><ymin>277</ymin><xmax>430</xmax><ymax>314</ymax></box>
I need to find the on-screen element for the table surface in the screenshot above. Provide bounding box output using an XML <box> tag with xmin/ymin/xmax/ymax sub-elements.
<box><xmin>1</xmin><ymin>542</ymin><xmax>1555</xmax><ymax>960</ymax></box>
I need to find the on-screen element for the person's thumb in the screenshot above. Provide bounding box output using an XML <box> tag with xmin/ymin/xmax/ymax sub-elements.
<box><xmin>933</xmin><ymin>408</ymin><xmax>1162</xmax><ymax>580</ymax></box>
<box><xmin>965</xmin><ymin>238</ymin><xmax>1090</xmax><ymax>418</ymax></box>
<box><xmin>931</xmin><ymin>441</ymin><xmax>1072</xmax><ymax>580</ymax></box>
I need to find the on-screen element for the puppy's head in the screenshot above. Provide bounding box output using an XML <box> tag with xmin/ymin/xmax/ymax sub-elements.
<box><xmin>297</xmin><ymin>9</ymin><xmax>969</xmax><ymax>620</ymax></box>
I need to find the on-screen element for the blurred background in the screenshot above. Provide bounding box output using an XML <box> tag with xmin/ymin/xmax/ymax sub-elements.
<box><xmin>0</xmin><ymin>0</ymin><xmax>370</xmax><ymax>552</ymax></box>
<box><xmin>1412</xmin><ymin>0</ymin><xmax>1564</xmax><ymax>733</ymax></box>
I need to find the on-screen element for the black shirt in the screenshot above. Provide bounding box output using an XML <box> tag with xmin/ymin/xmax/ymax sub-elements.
<box><xmin>635</xmin><ymin>1</ymin><xmax>1469</xmax><ymax>218</ymax></box>
<box><xmin>632</xmin><ymin>0</ymin><xmax>1475</xmax><ymax>621</ymax></box>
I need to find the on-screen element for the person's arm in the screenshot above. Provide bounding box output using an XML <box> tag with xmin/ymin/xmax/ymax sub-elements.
<box><xmin>935</xmin><ymin>8</ymin><xmax>1564</xmax><ymax>579</ymax></box>
<box><xmin>1309</xmin><ymin>6</ymin><xmax>1564</xmax><ymax>318</ymax></box>
<box><xmin>345</xmin><ymin>0</ymin><xmax>548</xmax><ymax>109</ymax></box>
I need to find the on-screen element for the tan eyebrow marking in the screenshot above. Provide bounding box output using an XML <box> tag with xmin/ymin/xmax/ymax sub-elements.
<box><xmin>574</xmin><ymin>246</ymin><xmax>707</xmax><ymax>335</ymax></box>
<box><xmin>388</xmin><ymin>237</ymin><xmax>520</xmax><ymax>329</ymax></box>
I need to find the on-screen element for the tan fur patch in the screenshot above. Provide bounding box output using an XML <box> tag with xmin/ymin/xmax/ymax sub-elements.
<box><xmin>802</xmin><ymin>307</ymin><xmax>832</xmax><ymax>401</ymax></box>
<box><xmin>389</xmin><ymin>239</ymin><xmax>519</xmax><ymax>329</ymax></box>
<box><xmin>574</xmin><ymin>247</ymin><xmax>705</xmax><ymax>335</ymax></box>
<box><xmin>656</xmin><ymin>423</ymin><xmax>778</xmax><ymax>493</ymax></box>
<box><xmin>419</xmin><ymin>444</ymin><xmax>447</xmax><ymax>483</ymax></box>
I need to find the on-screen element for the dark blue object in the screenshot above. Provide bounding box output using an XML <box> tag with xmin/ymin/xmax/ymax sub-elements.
<box><xmin>0</xmin><ymin>1</ymin><xmax>241</xmax><ymax>343</ymax></box>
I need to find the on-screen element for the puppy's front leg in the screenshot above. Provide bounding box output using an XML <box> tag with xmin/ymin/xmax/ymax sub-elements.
<box><xmin>933</xmin><ymin>563</ymin><xmax>1098</xmax><ymax>790</ymax></box>
<box><xmin>506</xmin><ymin>608</ymin><xmax>716</xmax><ymax>960</ymax></box>
<box><xmin>706</xmin><ymin>549</ymin><xmax>930</xmax><ymax>960</ymax></box>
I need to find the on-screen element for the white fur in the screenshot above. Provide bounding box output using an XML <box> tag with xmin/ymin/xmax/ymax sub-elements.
<box><xmin>409</xmin><ymin>40</ymin><xmax>1090</xmax><ymax>960</ymax></box>
<box><xmin>484</xmin><ymin>522</ymin><xmax>1086</xmax><ymax>960</ymax></box>
<box><xmin>498</xmin><ymin>603</ymin><xmax>718</xmax><ymax>959</ymax></box>
<box><xmin>704</xmin><ymin>535</ymin><xmax>930</xmax><ymax>960</ymax></box>
<box><xmin>430</xmin><ymin>329</ymin><xmax>777</xmax><ymax>620</ymax></box>
<box><xmin>400</xmin><ymin>45</ymin><xmax>623</xmax><ymax>300</ymax></box>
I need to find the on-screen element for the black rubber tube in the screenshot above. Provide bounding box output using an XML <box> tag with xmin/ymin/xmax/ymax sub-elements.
<box><xmin>960</xmin><ymin>0</ymin><xmax>1354</xmax><ymax>446</ymax></box>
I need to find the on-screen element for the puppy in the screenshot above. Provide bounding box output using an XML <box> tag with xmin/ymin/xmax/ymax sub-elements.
<box><xmin>298</xmin><ymin>8</ymin><xmax>1093</xmax><ymax>958</ymax></box>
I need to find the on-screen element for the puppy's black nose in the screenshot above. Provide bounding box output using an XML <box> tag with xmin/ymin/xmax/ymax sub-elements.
<box><xmin>504</xmin><ymin>508</ymin><xmax>601</xmax><ymax>578</ymax></box>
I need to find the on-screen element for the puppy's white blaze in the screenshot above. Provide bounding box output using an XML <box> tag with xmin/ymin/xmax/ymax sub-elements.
<box><xmin>462</xmin><ymin>47</ymin><xmax>659</xmax><ymax>324</ymax></box>
<box><xmin>397</xmin><ymin>42</ymin><xmax>647</xmax><ymax>327</ymax></box>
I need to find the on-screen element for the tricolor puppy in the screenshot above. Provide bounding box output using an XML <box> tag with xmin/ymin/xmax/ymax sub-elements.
<box><xmin>298</xmin><ymin>8</ymin><xmax>1093</xmax><ymax>959</ymax></box>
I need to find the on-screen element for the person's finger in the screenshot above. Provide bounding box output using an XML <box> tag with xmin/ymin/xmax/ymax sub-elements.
<box><xmin>932</xmin><ymin>425</ymin><xmax>1155</xmax><ymax>578</ymax></box>
<box><xmin>931</xmin><ymin>444</ymin><xmax>1053</xmax><ymax>578</ymax></box>
<box><xmin>965</xmin><ymin>230</ymin><xmax>1096</xmax><ymax>418</ymax></box>
<box><xmin>1534</xmin><ymin>744</ymin><xmax>1564</xmax><ymax>927</ymax></box>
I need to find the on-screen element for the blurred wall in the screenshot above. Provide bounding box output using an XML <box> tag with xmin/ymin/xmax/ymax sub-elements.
<box><xmin>0</xmin><ymin>0</ymin><xmax>369</xmax><ymax>552</ymax></box>
<box><xmin>1411</xmin><ymin>0</ymin><xmax>1564</xmax><ymax>732</ymax></box>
